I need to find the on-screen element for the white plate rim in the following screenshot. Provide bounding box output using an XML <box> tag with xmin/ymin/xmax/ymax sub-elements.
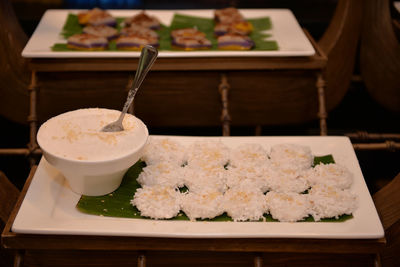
<box><xmin>21</xmin><ymin>9</ymin><xmax>316</xmax><ymax>58</ymax></box>
<box><xmin>12</xmin><ymin>135</ymin><xmax>384</xmax><ymax>239</ymax></box>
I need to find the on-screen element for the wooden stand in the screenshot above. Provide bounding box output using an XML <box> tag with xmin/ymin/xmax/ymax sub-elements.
<box><xmin>22</xmin><ymin>29</ymin><xmax>327</xmax><ymax>155</ymax></box>
<box><xmin>1</xmin><ymin>166</ymin><xmax>385</xmax><ymax>267</ymax></box>
<box><xmin>1</xmin><ymin>0</ymin><xmax>370</xmax><ymax>161</ymax></box>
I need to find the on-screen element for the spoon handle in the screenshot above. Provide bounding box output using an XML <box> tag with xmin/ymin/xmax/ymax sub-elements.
<box><xmin>116</xmin><ymin>45</ymin><xmax>158</xmax><ymax>124</ymax></box>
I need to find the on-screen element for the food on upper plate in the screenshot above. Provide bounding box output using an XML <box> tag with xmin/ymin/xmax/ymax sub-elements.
<box><xmin>214</xmin><ymin>21</ymin><xmax>253</xmax><ymax>36</ymax></box>
<box><xmin>217</xmin><ymin>33</ymin><xmax>254</xmax><ymax>50</ymax></box>
<box><xmin>172</xmin><ymin>36</ymin><xmax>212</xmax><ymax>50</ymax></box>
<box><xmin>170</xmin><ymin>28</ymin><xmax>211</xmax><ymax>50</ymax></box>
<box><xmin>115</xmin><ymin>34</ymin><xmax>159</xmax><ymax>50</ymax></box>
<box><xmin>82</xmin><ymin>25</ymin><xmax>119</xmax><ymax>40</ymax></box>
<box><xmin>124</xmin><ymin>11</ymin><xmax>161</xmax><ymax>30</ymax></box>
<box><xmin>214</xmin><ymin>7</ymin><xmax>245</xmax><ymax>24</ymax></box>
<box><xmin>77</xmin><ymin>8</ymin><xmax>117</xmax><ymax>27</ymax></box>
<box><xmin>67</xmin><ymin>33</ymin><xmax>108</xmax><ymax>51</ymax></box>
<box><xmin>120</xmin><ymin>25</ymin><xmax>159</xmax><ymax>39</ymax></box>
<box><xmin>170</xmin><ymin>27</ymin><xmax>207</xmax><ymax>39</ymax></box>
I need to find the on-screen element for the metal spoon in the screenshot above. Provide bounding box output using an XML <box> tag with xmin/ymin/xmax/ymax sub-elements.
<box><xmin>101</xmin><ymin>45</ymin><xmax>158</xmax><ymax>132</ymax></box>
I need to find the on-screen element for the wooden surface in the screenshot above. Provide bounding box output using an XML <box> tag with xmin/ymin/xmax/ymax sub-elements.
<box><xmin>0</xmin><ymin>171</ymin><xmax>19</xmax><ymax>225</ymax></box>
<box><xmin>0</xmin><ymin>171</ymin><xmax>20</xmax><ymax>267</ymax></box>
<box><xmin>318</xmin><ymin>0</ymin><xmax>363</xmax><ymax>112</ymax></box>
<box><xmin>29</xmin><ymin>36</ymin><xmax>327</xmax><ymax>127</ymax></box>
<box><xmin>1</xmin><ymin>166</ymin><xmax>385</xmax><ymax>267</ymax></box>
<box><xmin>0</xmin><ymin>0</ymin><xmax>30</xmax><ymax>125</ymax></box>
<box><xmin>0</xmin><ymin>0</ymin><xmax>331</xmax><ymax>129</ymax></box>
<box><xmin>373</xmin><ymin>172</ymin><xmax>400</xmax><ymax>267</ymax></box>
<box><xmin>28</xmin><ymin>54</ymin><xmax>327</xmax><ymax>72</ymax></box>
<box><xmin>21</xmin><ymin>250</ymin><xmax>378</xmax><ymax>267</ymax></box>
<box><xmin>0</xmin><ymin>0</ymin><xmax>364</xmax><ymax>129</ymax></box>
<box><xmin>360</xmin><ymin>0</ymin><xmax>400</xmax><ymax>112</ymax></box>
<box><xmin>373</xmin><ymin>172</ymin><xmax>400</xmax><ymax>230</ymax></box>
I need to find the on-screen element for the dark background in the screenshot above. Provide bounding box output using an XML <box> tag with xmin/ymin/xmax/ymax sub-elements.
<box><xmin>1</xmin><ymin>0</ymin><xmax>399</xmax><ymax>194</ymax></box>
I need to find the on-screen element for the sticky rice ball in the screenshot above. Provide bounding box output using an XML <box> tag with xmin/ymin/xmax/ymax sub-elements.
<box><xmin>223</xmin><ymin>186</ymin><xmax>267</xmax><ymax>221</ymax></box>
<box><xmin>185</xmin><ymin>140</ymin><xmax>230</xmax><ymax>168</ymax></box>
<box><xmin>229</xmin><ymin>143</ymin><xmax>269</xmax><ymax>167</ymax></box>
<box><xmin>308</xmin><ymin>184</ymin><xmax>358</xmax><ymax>221</ymax></box>
<box><xmin>304</xmin><ymin>163</ymin><xmax>353</xmax><ymax>189</ymax></box>
<box><xmin>140</xmin><ymin>137</ymin><xmax>186</xmax><ymax>166</ymax></box>
<box><xmin>265</xmin><ymin>167</ymin><xmax>310</xmax><ymax>193</ymax></box>
<box><xmin>131</xmin><ymin>185</ymin><xmax>181</xmax><ymax>219</ymax></box>
<box><xmin>269</xmin><ymin>143</ymin><xmax>313</xmax><ymax>170</ymax></box>
<box><xmin>136</xmin><ymin>162</ymin><xmax>185</xmax><ymax>188</ymax></box>
<box><xmin>265</xmin><ymin>191</ymin><xmax>311</xmax><ymax>222</ymax></box>
<box><xmin>181</xmin><ymin>189</ymin><xmax>224</xmax><ymax>221</ymax></box>
<box><xmin>226</xmin><ymin>164</ymin><xmax>270</xmax><ymax>192</ymax></box>
<box><xmin>78</xmin><ymin>8</ymin><xmax>117</xmax><ymax>27</ymax></box>
<box><xmin>183</xmin><ymin>165</ymin><xmax>228</xmax><ymax>193</ymax></box>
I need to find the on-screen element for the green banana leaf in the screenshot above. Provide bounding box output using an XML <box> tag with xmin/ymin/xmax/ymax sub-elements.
<box><xmin>77</xmin><ymin>155</ymin><xmax>352</xmax><ymax>222</ymax></box>
<box><xmin>52</xmin><ymin>13</ymin><xmax>278</xmax><ymax>51</ymax></box>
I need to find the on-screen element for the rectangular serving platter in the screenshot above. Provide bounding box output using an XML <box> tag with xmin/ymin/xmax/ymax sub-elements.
<box><xmin>21</xmin><ymin>9</ymin><xmax>315</xmax><ymax>58</ymax></box>
<box><xmin>12</xmin><ymin>136</ymin><xmax>383</xmax><ymax>239</ymax></box>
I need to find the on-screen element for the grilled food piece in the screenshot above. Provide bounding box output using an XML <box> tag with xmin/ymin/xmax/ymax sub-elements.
<box><xmin>120</xmin><ymin>25</ymin><xmax>159</xmax><ymax>39</ymax></box>
<box><xmin>172</xmin><ymin>36</ymin><xmax>212</xmax><ymax>51</ymax></box>
<box><xmin>217</xmin><ymin>33</ymin><xmax>254</xmax><ymax>50</ymax></box>
<box><xmin>82</xmin><ymin>25</ymin><xmax>119</xmax><ymax>40</ymax></box>
<box><xmin>124</xmin><ymin>11</ymin><xmax>160</xmax><ymax>30</ymax></box>
<box><xmin>115</xmin><ymin>34</ymin><xmax>159</xmax><ymax>51</ymax></box>
<box><xmin>67</xmin><ymin>33</ymin><xmax>108</xmax><ymax>51</ymax></box>
<box><xmin>214</xmin><ymin>7</ymin><xmax>244</xmax><ymax>24</ymax></box>
<box><xmin>214</xmin><ymin>21</ymin><xmax>253</xmax><ymax>36</ymax></box>
<box><xmin>170</xmin><ymin>28</ymin><xmax>211</xmax><ymax>50</ymax></box>
<box><xmin>78</xmin><ymin>8</ymin><xmax>117</xmax><ymax>27</ymax></box>
<box><xmin>170</xmin><ymin>28</ymin><xmax>206</xmax><ymax>39</ymax></box>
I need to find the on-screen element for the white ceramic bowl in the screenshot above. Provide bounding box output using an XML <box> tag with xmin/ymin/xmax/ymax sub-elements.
<box><xmin>37</xmin><ymin>108</ymin><xmax>148</xmax><ymax>196</ymax></box>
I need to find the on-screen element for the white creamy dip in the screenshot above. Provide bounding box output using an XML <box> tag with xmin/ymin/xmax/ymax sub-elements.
<box><xmin>37</xmin><ymin>108</ymin><xmax>148</xmax><ymax>161</ymax></box>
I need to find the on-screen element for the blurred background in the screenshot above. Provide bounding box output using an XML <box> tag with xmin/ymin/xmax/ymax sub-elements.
<box><xmin>1</xmin><ymin>0</ymin><xmax>399</xmax><ymax>195</ymax></box>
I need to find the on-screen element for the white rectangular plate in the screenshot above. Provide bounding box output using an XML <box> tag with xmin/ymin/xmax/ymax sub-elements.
<box><xmin>12</xmin><ymin>136</ymin><xmax>383</xmax><ymax>239</ymax></box>
<box><xmin>22</xmin><ymin>9</ymin><xmax>315</xmax><ymax>58</ymax></box>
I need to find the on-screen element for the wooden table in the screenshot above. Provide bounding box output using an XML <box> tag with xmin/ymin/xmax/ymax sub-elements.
<box><xmin>1</xmin><ymin>166</ymin><xmax>386</xmax><ymax>267</ymax></box>
<box><xmin>20</xmin><ymin>30</ymin><xmax>329</xmax><ymax>166</ymax></box>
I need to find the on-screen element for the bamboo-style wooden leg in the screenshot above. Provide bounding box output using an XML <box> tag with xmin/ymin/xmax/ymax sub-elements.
<box><xmin>27</xmin><ymin>71</ymin><xmax>39</xmax><ymax>166</ymax></box>
<box><xmin>0</xmin><ymin>71</ymin><xmax>42</xmax><ymax>157</ymax></box>
<box><xmin>346</xmin><ymin>131</ymin><xmax>400</xmax><ymax>151</ymax></box>
<box><xmin>353</xmin><ymin>141</ymin><xmax>400</xmax><ymax>151</ymax></box>
<box><xmin>219</xmin><ymin>73</ymin><xmax>231</xmax><ymax>136</ymax></box>
<box><xmin>316</xmin><ymin>73</ymin><xmax>328</xmax><ymax>136</ymax></box>
<box><xmin>254</xmin><ymin>254</ymin><xmax>263</xmax><ymax>267</ymax></box>
<box><xmin>137</xmin><ymin>253</ymin><xmax>146</xmax><ymax>267</ymax></box>
<box><xmin>255</xmin><ymin>125</ymin><xmax>262</xmax><ymax>136</ymax></box>
<box><xmin>346</xmin><ymin>131</ymin><xmax>400</xmax><ymax>140</ymax></box>
<box><xmin>374</xmin><ymin>253</ymin><xmax>382</xmax><ymax>267</ymax></box>
<box><xmin>13</xmin><ymin>250</ymin><xmax>24</xmax><ymax>267</ymax></box>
